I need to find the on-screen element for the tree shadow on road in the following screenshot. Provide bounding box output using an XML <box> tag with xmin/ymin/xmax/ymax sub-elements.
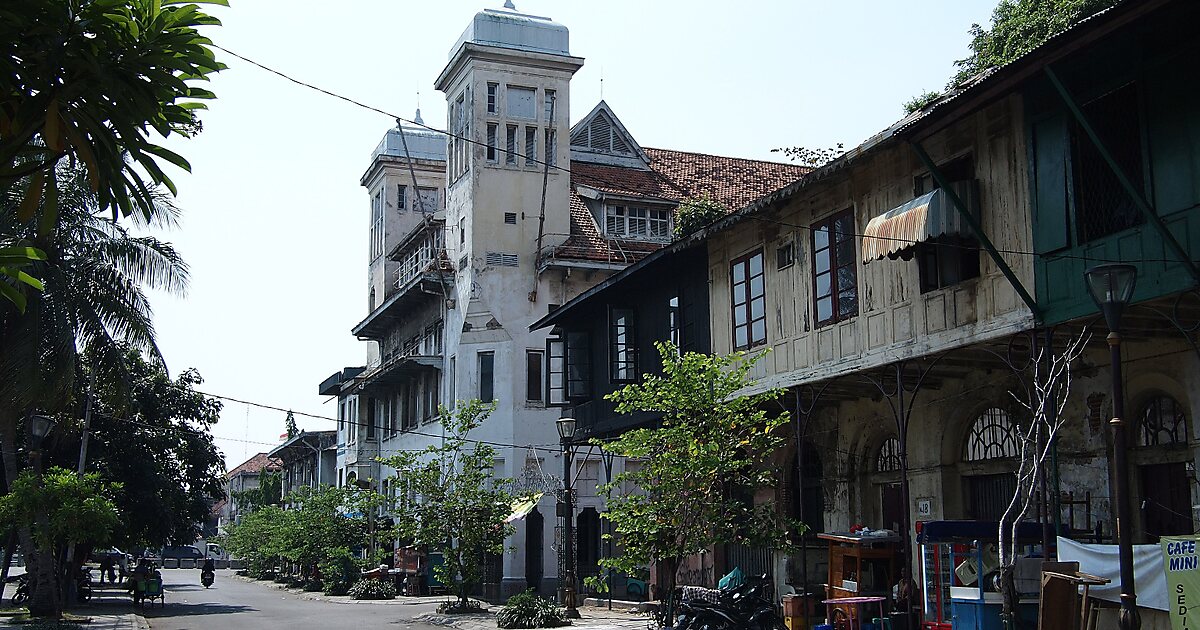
<box><xmin>141</xmin><ymin>602</ymin><xmax>256</xmax><ymax>618</ymax></box>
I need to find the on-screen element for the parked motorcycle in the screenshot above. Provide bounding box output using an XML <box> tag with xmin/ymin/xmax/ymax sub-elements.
<box><xmin>201</xmin><ymin>569</ymin><xmax>215</xmax><ymax>588</ymax></box>
<box><xmin>5</xmin><ymin>574</ymin><xmax>28</xmax><ymax>606</ymax></box>
<box><xmin>671</xmin><ymin>574</ymin><xmax>786</xmax><ymax>630</ymax></box>
<box><xmin>77</xmin><ymin>567</ymin><xmax>93</xmax><ymax>602</ymax></box>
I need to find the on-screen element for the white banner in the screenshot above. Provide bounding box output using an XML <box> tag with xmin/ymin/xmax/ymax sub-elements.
<box><xmin>1057</xmin><ymin>536</ymin><xmax>1169</xmax><ymax>611</ymax></box>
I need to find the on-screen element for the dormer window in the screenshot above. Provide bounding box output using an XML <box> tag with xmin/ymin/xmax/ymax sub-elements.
<box><xmin>605</xmin><ymin>204</ymin><xmax>671</xmax><ymax>241</ymax></box>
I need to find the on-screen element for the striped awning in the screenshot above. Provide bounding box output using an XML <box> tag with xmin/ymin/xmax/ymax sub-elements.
<box><xmin>861</xmin><ymin>188</ymin><xmax>969</xmax><ymax>263</ymax></box>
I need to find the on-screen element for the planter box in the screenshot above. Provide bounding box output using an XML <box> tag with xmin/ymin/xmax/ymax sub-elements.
<box><xmin>164</xmin><ymin>558</ymin><xmax>179</xmax><ymax>569</ymax></box>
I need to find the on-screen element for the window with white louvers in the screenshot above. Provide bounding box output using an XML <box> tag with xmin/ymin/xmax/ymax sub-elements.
<box><xmin>571</xmin><ymin>111</ymin><xmax>632</xmax><ymax>154</ymax></box>
<box><xmin>485</xmin><ymin>252</ymin><xmax>519</xmax><ymax>267</ymax></box>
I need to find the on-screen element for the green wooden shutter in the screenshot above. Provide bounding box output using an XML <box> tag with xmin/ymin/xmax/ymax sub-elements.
<box><xmin>1032</xmin><ymin>114</ymin><xmax>1071</xmax><ymax>253</ymax></box>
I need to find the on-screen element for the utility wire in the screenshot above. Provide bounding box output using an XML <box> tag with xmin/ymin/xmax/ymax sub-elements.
<box><xmin>212</xmin><ymin>45</ymin><xmax>1200</xmax><ymax>267</ymax></box>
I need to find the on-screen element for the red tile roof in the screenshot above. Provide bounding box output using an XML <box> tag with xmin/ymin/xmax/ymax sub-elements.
<box><xmin>552</xmin><ymin>148</ymin><xmax>808</xmax><ymax>263</ymax></box>
<box><xmin>226</xmin><ymin>453</ymin><xmax>282</xmax><ymax>480</ymax></box>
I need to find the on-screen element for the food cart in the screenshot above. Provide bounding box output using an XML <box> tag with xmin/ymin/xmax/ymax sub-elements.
<box><xmin>915</xmin><ymin>521</ymin><xmax>1044</xmax><ymax>630</ymax></box>
<box><xmin>817</xmin><ymin>532</ymin><xmax>902</xmax><ymax>628</ymax></box>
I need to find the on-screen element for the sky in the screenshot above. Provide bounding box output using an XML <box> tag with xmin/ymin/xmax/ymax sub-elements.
<box><xmin>150</xmin><ymin>0</ymin><xmax>999</xmax><ymax>470</ymax></box>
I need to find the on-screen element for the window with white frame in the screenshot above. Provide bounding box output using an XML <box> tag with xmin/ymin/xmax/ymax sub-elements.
<box><xmin>486</xmin><ymin>83</ymin><xmax>498</xmax><ymax>114</ymax></box>
<box><xmin>370</xmin><ymin>190</ymin><xmax>384</xmax><ymax>259</ymax></box>
<box><xmin>397</xmin><ymin>185</ymin><xmax>407</xmax><ymax>213</ymax></box>
<box><xmin>605</xmin><ymin>205</ymin><xmax>671</xmax><ymax>241</ymax></box>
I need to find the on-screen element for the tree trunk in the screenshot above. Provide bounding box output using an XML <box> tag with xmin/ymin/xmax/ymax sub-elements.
<box><xmin>661</xmin><ymin>557</ymin><xmax>679</xmax><ymax>625</ymax></box>
<box><xmin>28</xmin><ymin>545</ymin><xmax>59</xmax><ymax>618</ymax></box>
<box><xmin>999</xmin><ymin>564</ymin><xmax>1018</xmax><ymax>630</ymax></box>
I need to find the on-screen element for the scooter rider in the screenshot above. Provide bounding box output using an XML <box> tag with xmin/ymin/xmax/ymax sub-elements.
<box><xmin>201</xmin><ymin>557</ymin><xmax>215</xmax><ymax>587</ymax></box>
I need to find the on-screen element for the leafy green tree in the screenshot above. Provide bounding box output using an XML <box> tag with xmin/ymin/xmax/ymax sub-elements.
<box><xmin>0</xmin><ymin>0</ymin><xmax>225</xmax><ymax>223</ymax></box>
<box><xmin>0</xmin><ymin>162</ymin><xmax>188</xmax><ymax>497</ymax></box>
<box><xmin>674</xmin><ymin>196</ymin><xmax>728</xmax><ymax>238</ymax></box>
<box><xmin>231</xmin><ymin>471</ymin><xmax>281</xmax><ymax>516</ymax></box>
<box><xmin>285</xmin><ymin>410</ymin><xmax>299</xmax><ymax>439</ymax></box>
<box><xmin>221</xmin><ymin>485</ymin><xmax>394</xmax><ymax>593</ymax></box>
<box><xmin>84</xmin><ymin>349</ymin><xmax>225</xmax><ymax>548</ymax></box>
<box><xmin>903</xmin><ymin>90</ymin><xmax>943</xmax><ymax>114</ymax></box>
<box><xmin>0</xmin><ymin>162</ymin><xmax>188</xmax><ymax>617</ymax></box>
<box><xmin>952</xmin><ymin>0</ymin><xmax>1119</xmax><ymax>86</ymax></box>
<box><xmin>905</xmin><ymin>0</ymin><xmax>1120</xmax><ymax>112</ymax></box>
<box><xmin>221</xmin><ymin>505</ymin><xmax>287</xmax><ymax>579</ymax></box>
<box><xmin>382</xmin><ymin>400</ymin><xmax>514</xmax><ymax>610</ymax></box>
<box><xmin>0</xmin><ymin>467</ymin><xmax>119</xmax><ymax>617</ymax></box>
<box><xmin>595</xmin><ymin>343</ymin><xmax>800</xmax><ymax>623</ymax></box>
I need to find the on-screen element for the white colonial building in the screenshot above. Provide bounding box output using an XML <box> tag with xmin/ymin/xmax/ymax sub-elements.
<box><xmin>321</xmin><ymin>4</ymin><xmax>807</xmax><ymax>599</ymax></box>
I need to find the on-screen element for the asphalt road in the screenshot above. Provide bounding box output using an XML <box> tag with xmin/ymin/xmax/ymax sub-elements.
<box><xmin>144</xmin><ymin>570</ymin><xmax>445</xmax><ymax>630</ymax></box>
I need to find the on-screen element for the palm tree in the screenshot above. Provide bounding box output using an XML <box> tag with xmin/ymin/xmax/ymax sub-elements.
<box><xmin>0</xmin><ymin>162</ymin><xmax>188</xmax><ymax>616</ymax></box>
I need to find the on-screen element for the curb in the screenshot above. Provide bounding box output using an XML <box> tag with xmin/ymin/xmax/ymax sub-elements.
<box><xmin>231</xmin><ymin>574</ymin><xmax>454</xmax><ymax>606</ymax></box>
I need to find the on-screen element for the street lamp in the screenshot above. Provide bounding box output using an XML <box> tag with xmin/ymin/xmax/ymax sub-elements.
<box><xmin>556</xmin><ymin>417</ymin><xmax>581</xmax><ymax>619</ymax></box>
<box><xmin>1084</xmin><ymin>263</ymin><xmax>1140</xmax><ymax>630</ymax></box>
<box><xmin>29</xmin><ymin>414</ymin><xmax>57</xmax><ymax>446</ymax></box>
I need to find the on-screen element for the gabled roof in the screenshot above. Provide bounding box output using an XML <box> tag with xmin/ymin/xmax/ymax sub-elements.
<box><xmin>551</xmin><ymin>147</ymin><xmax>809</xmax><ymax>264</ymax></box>
<box><xmin>226</xmin><ymin>453</ymin><xmax>282</xmax><ymax>480</ymax></box>
<box><xmin>569</xmin><ymin>101</ymin><xmax>651</xmax><ymax>168</ymax></box>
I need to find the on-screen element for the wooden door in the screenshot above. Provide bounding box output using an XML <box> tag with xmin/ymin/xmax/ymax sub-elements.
<box><xmin>881</xmin><ymin>483</ymin><xmax>904</xmax><ymax>532</ymax></box>
<box><xmin>1140</xmin><ymin>462</ymin><xmax>1193</xmax><ymax>541</ymax></box>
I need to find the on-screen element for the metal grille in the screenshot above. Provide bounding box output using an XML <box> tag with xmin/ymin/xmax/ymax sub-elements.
<box><xmin>964</xmin><ymin>408</ymin><xmax>1019</xmax><ymax>461</ymax></box>
<box><xmin>1139</xmin><ymin>395</ymin><xmax>1187</xmax><ymax>446</ymax></box>
<box><xmin>876</xmin><ymin>437</ymin><xmax>902</xmax><ymax>473</ymax></box>
<box><xmin>1072</xmin><ymin>82</ymin><xmax>1146</xmax><ymax>244</ymax></box>
<box><xmin>725</xmin><ymin>543</ymin><xmax>772</xmax><ymax>579</ymax></box>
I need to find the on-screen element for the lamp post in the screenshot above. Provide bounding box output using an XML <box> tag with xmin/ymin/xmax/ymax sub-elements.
<box><xmin>1084</xmin><ymin>263</ymin><xmax>1140</xmax><ymax>630</ymax></box>
<box><xmin>29</xmin><ymin>414</ymin><xmax>57</xmax><ymax>477</ymax></box>
<box><xmin>27</xmin><ymin>414</ymin><xmax>57</xmax><ymax>618</ymax></box>
<box><xmin>556</xmin><ymin>417</ymin><xmax>580</xmax><ymax>619</ymax></box>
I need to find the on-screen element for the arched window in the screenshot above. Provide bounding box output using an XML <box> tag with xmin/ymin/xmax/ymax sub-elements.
<box><xmin>876</xmin><ymin>437</ymin><xmax>902</xmax><ymax>473</ymax></box>
<box><xmin>964</xmin><ymin>408</ymin><xmax>1019</xmax><ymax>461</ymax></box>
<box><xmin>1139</xmin><ymin>395</ymin><xmax>1187</xmax><ymax>447</ymax></box>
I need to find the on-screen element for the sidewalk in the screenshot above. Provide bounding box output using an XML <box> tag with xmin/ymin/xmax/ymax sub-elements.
<box><xmin>0</xmin><ymin>584</ymin><xmax>150</xmax><ymax>630</ymax></box>
<box><xmin>234</xmin><ymin>576</ymin><xmax>653</xmax><ymax>628</ymax></box>
<box><xmin>412</xmin><ymin>606</ymin><xmax>651</xmax><ymax>630</ymax></box>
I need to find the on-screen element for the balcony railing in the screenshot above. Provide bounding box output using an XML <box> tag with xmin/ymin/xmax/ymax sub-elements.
<box><xmin>396</xmin><ymin>232</ymin><xmax>452</xmax><ymax>290</ymax></box>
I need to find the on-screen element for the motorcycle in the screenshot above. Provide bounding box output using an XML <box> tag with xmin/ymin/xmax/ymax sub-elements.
<box><xmin>201</xmin><ymin>568</ymin><xmax>215</xmax><ymax>588</ymax></box>
<box><xmin>6</xmin><ymin>574</ymin><xmax>28</xmax><ymax>606</ymax></box>
<box><xmin>671</xmin><ymin>574</ymin><xmax>786</xmax><ymax>630</ymax></box>
<box><xmin>77</xmin><ymin>567</ymin><xmax>93</xmax><ymax>602</ymax></box>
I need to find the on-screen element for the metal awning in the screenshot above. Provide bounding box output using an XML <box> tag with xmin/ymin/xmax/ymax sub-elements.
<box><xmin>861</xmin><ymin>188</ymin><xmax>969</xmax><ymax>263</ymax></box>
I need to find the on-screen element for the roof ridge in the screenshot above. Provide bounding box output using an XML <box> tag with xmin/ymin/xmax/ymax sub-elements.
<box><xmin>643</xmin><ymin>146</ymin><xmax>809</xmax><ymax>170</ymax></box>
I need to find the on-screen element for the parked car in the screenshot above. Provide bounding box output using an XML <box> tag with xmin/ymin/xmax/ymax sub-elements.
<box><xmin>160</xmin><ymin>545</ymin><xmax>205</xmax><ymax>560</ymax></box>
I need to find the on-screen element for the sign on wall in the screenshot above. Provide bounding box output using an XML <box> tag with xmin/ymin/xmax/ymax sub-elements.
<box><xmin>1161</xmin><ymin>535</ymin><xmax>1200</xmax><ymax>630</ymax></box>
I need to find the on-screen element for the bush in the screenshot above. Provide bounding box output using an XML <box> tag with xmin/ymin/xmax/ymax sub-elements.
<box><xmin>303</xmin><ymin>580</ymin><xmax>323</xmax><ymax>592</ymax></box>
<box><xmin>348</xmin><ymin>579</ymin><xmax>396</xmax><ymax>600</ymax></box>
<box><xmin>496</xmin><ymin>590</ymin><xmax>570</xmax><ymax>628</ymax></box>
<box><xmin>319</xmin><ymin>548</ymin><xmax>361</xmax><ymax>596</ymax></box>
